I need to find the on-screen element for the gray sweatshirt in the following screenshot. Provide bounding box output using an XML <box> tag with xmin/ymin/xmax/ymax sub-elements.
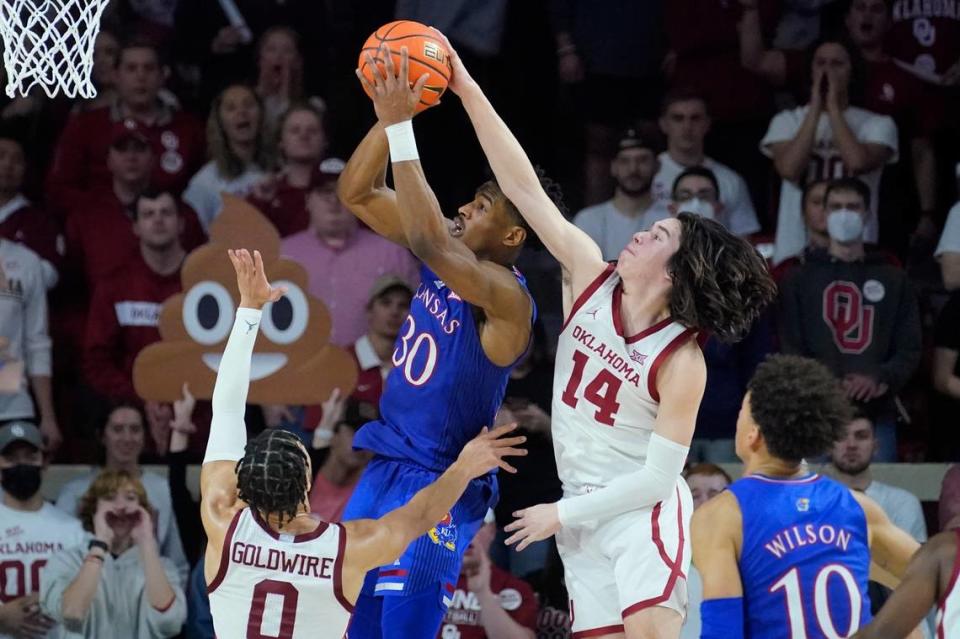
<box><xmin>0</xmin><ymin>239</ymin><xmax>51</xmax><ymax>420</ymax></box>
<box><xmin>39</xmin><ymin>534</ymin><xmax>186</xmax><ymax>639</ymax></box>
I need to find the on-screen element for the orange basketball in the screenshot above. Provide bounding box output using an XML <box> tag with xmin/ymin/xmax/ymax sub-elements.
<box><xmin>358</xmin><ymin>20</ymin><xmax>451</xmax><ymax>114</ymax></box>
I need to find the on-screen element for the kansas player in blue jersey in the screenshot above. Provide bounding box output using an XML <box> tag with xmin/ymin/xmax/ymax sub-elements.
<box><xmin>692</xmin><ymin>355</ymin><xmax>919</xmax><ymax>639</ymax></box>
<box><xmin>337</xmin><ymin>47</ymin><xmax>548</xmax><ymax>638</ymax></box>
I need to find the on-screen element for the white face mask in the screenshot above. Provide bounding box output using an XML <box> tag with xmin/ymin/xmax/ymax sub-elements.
<box><xmin>678</xmin><ymin>197</ymin><xmax>716</xmax><ymax>221</ymax></box>
<box><xmin>826</xmin><ymin>208</ymin><xmax>864</xmax><ymax>243</ymax></box>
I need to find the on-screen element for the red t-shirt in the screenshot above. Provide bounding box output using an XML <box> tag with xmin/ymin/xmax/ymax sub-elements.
<box><xmin>0</xmin><ymin>197</ymin><xmax>63</xmax><ymax>276</ymax></box>
<box><xmin>863</xmin><ymin>58</ymin><xmax>939</xmax><ymax>138</ymax></box>
<box><xmin>665</xmin><ymin>0</ymin><xmax>780</xmax><ymax>122</ymax></box>
<box><xmin>437</xmin><ymin>566</ymin><xmax>538</xmax><ymax>639</ymax></box>
<box><xmin>65</xmin><ymin>190</ymin><xmax>205</xmax><ymax>290</ymax></box>
<box><xmin>46</xmin><ymin>104</ymin><xmax>205</xmax><ymax>216</ymax></box>
<box><xmin>83</xmin><ymin>253</ymin><xmax>182</xmax><ymax>401</ymax></box>
<box><xmin>247</xmin><ymin>176</ymin><xmax>311</xmax><ymax>238</ymax></box>
<box><xmin>887</xmin><ymin>0</ymin><xmax>960</xmax><ymax>83</ymax></box>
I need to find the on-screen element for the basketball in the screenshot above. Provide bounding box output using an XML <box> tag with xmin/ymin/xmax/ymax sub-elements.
<box><xmin>358</xmin><ymin>20</ymin><xmax>452</xmax><ymax>114</ymax></box>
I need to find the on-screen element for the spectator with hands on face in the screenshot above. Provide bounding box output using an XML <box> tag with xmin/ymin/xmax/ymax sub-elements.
<box><xmin>40</xmin><ymin>469</ymin><xmax>186</xmax><ymax>638</ymax></box>
<box><xmin>760</xmin><ymin>37</ymin><xmax>897</xmax><ymax>264</ymax></box>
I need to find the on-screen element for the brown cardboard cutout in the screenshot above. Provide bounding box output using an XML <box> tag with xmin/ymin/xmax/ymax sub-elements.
<box><xmin>133</xmin><ymin>195</ymin><xmax>358</xmax><ymax>403</ymax></box>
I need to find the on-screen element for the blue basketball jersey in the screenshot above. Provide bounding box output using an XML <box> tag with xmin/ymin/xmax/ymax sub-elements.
<box><xmin>728</xmin><ymin>474</ymin><xmax>872</xmax><ymax>639</ymax></box>
<box><xmin>352</xmin><ymin>263</ymin><xmax>535</xmax><ymax>472</ymax></box>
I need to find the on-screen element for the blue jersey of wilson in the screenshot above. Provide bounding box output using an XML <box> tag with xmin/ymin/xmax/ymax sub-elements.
<box><xmin>353</xmin><ymin>263</ymin><xmax>535</xmax><ymax>472</ymax></box>
<box><xmin>728</xmin><ymin>473</ymin><xmax>872</xmax><ymax>639</ymax></box>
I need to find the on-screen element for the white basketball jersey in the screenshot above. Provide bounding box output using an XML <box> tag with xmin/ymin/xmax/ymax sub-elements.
<box><xmin>208</xmin><ymin>508</ymin><xmax>353</xmax><ymax>639</ymax></box>
<box><xmin>552</xmin><ymin>265</ymin><xmax>696</xmax><ymax>495</ymax></box>
<box><xmin>936</xmin><ymin>531</ymin><xmax>960</xmax><ymax>638</ymax></box>
<box><xmin>0</xmin><ymin>501</ymin><xmax>84</xmax><ymax>639</ymax></box>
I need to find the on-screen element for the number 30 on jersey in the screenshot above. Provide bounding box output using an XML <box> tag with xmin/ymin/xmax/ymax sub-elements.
<box><xmin>392</xmin><ymin>316</ymin><xmax>438</xmax><ymax>386</ymax></box>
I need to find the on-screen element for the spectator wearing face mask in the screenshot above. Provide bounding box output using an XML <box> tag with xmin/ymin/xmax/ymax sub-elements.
<box><xmin>760</xmin><ymin>38</ymin><xmax>898</xmax><ymax>265</ymax></box>
<box><xmin>572</xmin><ymin>126</ymin><xmax>664</xmax><ymax>261</ymax></box>
<box><xmin>0</xmin><ymin>422</ymin><xmax>84</xmax><ymax>639</ymax></box>
<box><xmin>651</xmin><ymin>90</ymin><xmax>760</xmax><ymax>236</ymax></box>
<box><xmin>667</xmin><ymin>167</ymin><xmax>726</xmax><ymax>228</ymax></box>
<box><xmin>778</xmin><ymin>177</ymin><xmax>921</xmax><ymax>461</ymax></box>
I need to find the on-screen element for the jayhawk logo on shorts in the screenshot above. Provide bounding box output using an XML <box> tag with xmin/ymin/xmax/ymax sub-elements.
<box><xmin>428</xmin><ymin>512</ymin><xmax>457</xmax><ymax>551</ymax></box>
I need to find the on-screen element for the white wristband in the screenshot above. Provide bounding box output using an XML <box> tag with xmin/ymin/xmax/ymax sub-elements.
<box><xmin>384</xmin><ymin>120</ymin><xmax>419</xmax><ymax>163</ymax></box>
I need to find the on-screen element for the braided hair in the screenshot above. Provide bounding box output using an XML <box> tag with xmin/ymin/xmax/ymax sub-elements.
<box><xmin>236</xmin><ymin>429</ymin><xmax>310</xmax><ymax>525</ymax></box>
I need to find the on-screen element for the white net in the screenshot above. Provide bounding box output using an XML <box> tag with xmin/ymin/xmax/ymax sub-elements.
<box><xmin>0</xmin><ymin>0</ymin><xmax>111</xmax><ymax>98</ymax></box>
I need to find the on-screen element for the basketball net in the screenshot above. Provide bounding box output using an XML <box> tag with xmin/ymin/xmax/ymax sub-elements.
<box><xmin>0</xmin><ymin>0</ymin><xmax>111</xmax><ymax>98</ymax></box>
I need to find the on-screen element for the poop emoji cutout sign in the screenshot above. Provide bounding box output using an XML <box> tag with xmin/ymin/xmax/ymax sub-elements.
<box><xmin>133</xmin><ymin>195</ymin><xmax>358</xmax><ymax>404</ymax></box>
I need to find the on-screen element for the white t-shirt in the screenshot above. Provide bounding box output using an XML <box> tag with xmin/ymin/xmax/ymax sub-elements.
<box><xmin>0</xmin><ymin>500</ymin><xmax>84</xmax><ymax>639</ymax></box>
<box><xmin>761</xmin><ymin>105</ymin><xmax>899</xmax><ymax>264</ymax></box>
<box><xmin>183</xmin><ymin>161</ymin><xmax>266</xmax><ymax>231</ymax></box>
<box><xmin>649</xmin><ymin>153</ymin><xmax>761</xmax><ymax>237</ymax></box>
<box><xmin>865</xmin><ymin>480</ymin><xmax>928</xmax><ymax>543</ymax></box>
<box><xmin>936</xmin><ymin>201</ymin><xmax>960</xmax><ymax>258</ymax></box>
<box><xmin>572</xmin><ymin>200</ymin><xmax>669</xmax><ymax>261</ymax></box>
<box><xmin>0</xmin><ymin>240</ymin><xmax>51</xmax><ymax>421</ymax></box>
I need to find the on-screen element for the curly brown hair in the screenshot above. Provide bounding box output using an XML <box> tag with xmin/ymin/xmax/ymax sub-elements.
<box><xmin>747</xmin><ymin>355</ymin><xmax>853</xmax><ymax>463</ymax></box>
<box><xmin>76</xmin><ymin>469</ymin><xmax>152</xmax><ymax>533</ymax></box>
<box><xmin>667</xmin><ymin>213</ymin><xmax>777</xmax><ymax>342</ymax></box>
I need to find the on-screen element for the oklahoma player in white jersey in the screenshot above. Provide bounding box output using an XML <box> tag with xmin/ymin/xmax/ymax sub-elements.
<box><xmin>853</xmin><ymin>528</ymin><xmax>960</xmax><ymax>638</ymax></box>
<box><xmin>0</xmin><ymin>422</ymin><xmax>83</xmax><ymax>639</ymax></box>
<box><xmin>431</xmin><ymin>32</ymin><xmax>777</xmax><ymax>639</ymax></box>
<box><xmin>201</xmin><ymin>249</ymin><xmax>526</xmax><ymax>639</ymax></box>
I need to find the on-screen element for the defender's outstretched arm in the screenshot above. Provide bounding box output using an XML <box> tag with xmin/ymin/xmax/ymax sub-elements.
<box><xmin>200</xmin><ymin>250</ymin><xmax>287</xmax><ymax>580</ymax></box>
<box><xmin>437</xmin><ymin>32</ymin><xmax>606</xmax><ymax>293</ymax></box>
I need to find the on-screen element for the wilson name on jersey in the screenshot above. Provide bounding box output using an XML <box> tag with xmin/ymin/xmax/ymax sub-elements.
<box><xmin>208</xmin><ymin>508</ymin><xmax>352</xmax><ymax>639</ymax></box>
<box><xmin>729</xmin><ymin>474</ymin><xmax>872</xmax><ymax>639</ymax></box>
<box><xmin>552</xmin><ymin>265</ymin><xmax>696</xmax><ymax>494</ymax></box>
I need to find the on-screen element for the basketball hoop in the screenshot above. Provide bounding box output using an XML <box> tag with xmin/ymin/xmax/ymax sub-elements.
<box><xmin>0</xmin><ymin>0</ymin><xmax>112</xmax><ymax>98</ymax></box>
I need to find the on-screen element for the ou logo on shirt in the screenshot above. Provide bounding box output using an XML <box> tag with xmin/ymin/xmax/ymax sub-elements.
<box><xmin>822</xmin><ymin>281</ymin><xmax>875</xmax><ymax>355</ymax></box>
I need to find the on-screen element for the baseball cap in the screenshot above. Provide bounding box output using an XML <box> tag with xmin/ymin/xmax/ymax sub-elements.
<box><xmin>110</xmin><ymin>119</ymin><xmax>150</xmax><ymax>149</ymax></box>
<box><xmin>367</xmin><ymin>274</ymin><xmax>413</xmax><ymax>305</ymax></box>
<box><xmin>308</xmin><ymin>157</ymin><xmax>346</xmax><ymax>192</ymax></box>
<box><xmin>0</xmin><ymin>421</ymin><xmax>43</xmax><ymax>453</ymax></box>
<box><xmin>616</xmin><ymin>124</ymin><xmax>664</xmax><ymax>156</ymax></box>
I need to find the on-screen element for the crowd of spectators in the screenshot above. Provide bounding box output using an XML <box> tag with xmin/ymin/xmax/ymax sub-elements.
<box><xmin>1</xmin><ymin>0</ymin><xmax>960</xmax><ymax>637</ymax></box>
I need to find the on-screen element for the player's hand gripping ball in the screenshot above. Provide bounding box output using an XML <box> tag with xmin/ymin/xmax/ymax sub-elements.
<box><xmin>358</xmin><ymin>20</ymin><xmax>451</xmax><ymax>114</ymax></box>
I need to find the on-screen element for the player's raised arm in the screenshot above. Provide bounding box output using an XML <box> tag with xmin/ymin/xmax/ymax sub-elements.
<box><xmin>356</xmin><ymin>47</ymin><xmax>532</xmax><ymax>363</ymax></box>
<box><xmin>852</xmin><ymin>531</ymin><xmax>953</xmax><ymax>639</ymax></box>
<box><xmin>436</xmin><ymin>32</ymin><xmax>605</xmax><ymax>284</ymax></box>
<box><xmin>337</xmin><ymin>123</ymin><xmax>410</xmax><ymax>247</ymax></box>
<box><xmin>199</xmin><ymin>249</ymin><xmax>287</xmax><ymax>550</ymax></box>
<box><xmin>342</xmin><ymin>424</ymin><xmax>527</xmax><ymax>573</ymax></box>
<box><xmin>692</xmin><ymin>491</ymin><xmax>747</xmax><ymax>639</ymax></box>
